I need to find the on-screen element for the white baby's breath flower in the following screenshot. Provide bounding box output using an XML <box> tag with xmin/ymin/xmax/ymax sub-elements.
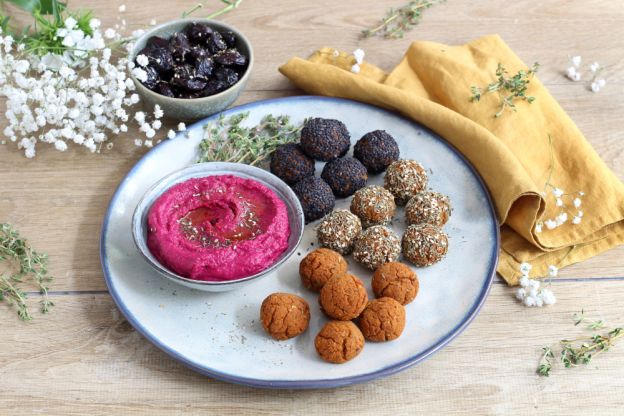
<box><xmin>545</xmin><ymin>219</ymin><xmax>557</xmax><ymax>230</ymax></box>
<box><xmin>515</xmin><ymin>288</ymin><xmax>526</xmax><ymax>301</ymax></box>
<box><xmin>597</xmin><ymin>79</ymin><xmax>606</xmax><ymax>88</ymax></box>
<box><xmin>153</xmin><ymin>104</ymin><xmax>163</xmax><ymax>119</ymax></box>
<box><xmin>149</xmin><ymin>19</ymin><xmax>157</xmax><ymax>26</ymax></box>
<box><xmin>552</xmin><ymin>187</ymin><xmax>564</xmax><ymax>198</ymax></box>
<box><xmin>577</xmin><ymin>210</ymin><xmax>583</xmax><ymax>218</ymax></box>
<box><xmin>541</xmin><ymin>289</ymin><xmax>556</xmax><ymax>305</ymax></box>
<box><xmin>104</xmin><ymin>28</ymin><xmax>117</xmax><ymax>39</ymax></box>
<box><xmin>145</xmin><ymin>128</ymin><xmax>156</xmax><ymax>139</ymax></box>
<box><xmin>566</xmin><ymin>66</ymin><xmax>577</xmax><ymax>80</ymax></box>
<box><xmin>572</xmin><ymin>216</ymin><xmax>581</xmax><ymax>225</ymax></box>
<box><xmin>152</xmin><ymin>120</ymin><xmax>162</xmax><ymax>130</ymax></box>
<box><xmin>54</xmin><ymin>140</ymin><xmax>68</xmax><ymax>151</ymax></box>
<box><xmin>589</xmin><ymin>62</ymin><xmax>600</xmax><ymax>72</ymax></box>
<box><xmin>351</xmin><ymin>64</ymin><xmax>360</xmax><ymax>74</ymax></box>
<box><xmin>136</xmin><ymin>54</ymin><xmax>149</xmax><ymax>67</ymax></box>
<box><xmin>571</xmin><ymin>55</ymin><xmax>582</xmax><ymax>67</ymax></box>
<box><xmin>555</xmin><ymin>198</ymin><xmax>563</xmax><ymax>207</ymax></box>
<box><xmin>144</xmin><ymin>139</ymin><xmax>153</xmax><ymax>148</ymax></box>
<box><xmin>535</xmin><ymin>222</ymin><xmax>543</xmax><ymax>233</ymax></box>
<box><xmin>573</xmin><ymin>198</ymin><xmax>582</xmax><ymax>208</ymax></box>
<box><xmin>590</xmin><ymin>81</ymin><xmax>601</xmax><ymax>93</ymax></box>
<box><xmin>579</xmin><ymin>191</ymin><xmax>585</xmax><ymax>196</ymax></box>
<box><xmin>89</xmin><ymin>18</ymin><xmax>101</xmax><ymax>30</ymax></box>
<box><xmin>519</xmin><ymin>262</ymin><xmax>532</xmax><ymax>276</ymax></box>
<box><xmin>523</xmin><ymin>296</ymin><xmax>537</xmax><ymax>307</ymax></box>
<box><xmin>118</xmin><ymin>4</ymin><xmax>126</xmax><ymax>12</ymax></box>
<box><xmin>352</xmin><ymin>48</ymin><xmax>365</xmax><ymax>64</ymax></box>
<box><xmin>134</xmin><ymin>139</ymin><xmax>142</xmax><ymax>146</ymax></box>
<box><xmin>167</xmin><ymin>129</ymin><xmax>176</xmax><ymax>139</ymax></box>
<box><xmin>64</xmin><ymin>17</ymin><xmax>78</xmax><ymax>30</ymax></box>
<box><xmin>177</xmin><ymin>122</ymin><xmax>186</xmax><ymax>131</ymax></box>
<box><xmin>519</xmin><ymin>276</ymin><xmax>530</xmax><ymax>288</ymax></box>
<box><xmin>548</xmin><ymin>265</ymin><xmax>558</xmax><ymax>278</ymax></box>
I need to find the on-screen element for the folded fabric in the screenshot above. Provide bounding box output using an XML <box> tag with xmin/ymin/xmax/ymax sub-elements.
<box><xmin>279</xmin><ymin>35</ymin><xmax>624</xmax><ymax>285</ymax></box>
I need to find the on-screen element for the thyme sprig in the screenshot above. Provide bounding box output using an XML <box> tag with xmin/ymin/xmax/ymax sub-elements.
<box><xmin>537</xmin><ymin>311</ymin><xmax>623</xmax><ymax>377</ymax></box>
<box><xmin>0</xmin><ymin>223</ymin><xmax>54</xmax><ymax>320</ymax></box>
<box><xmin>197</xmin><ymin>112</ymin><xmax>304</xmax><ymax>166</ymax></box>
<box><xmin>470</xmin><ymin>62</ymin><xmax>540</xmax><ymax>117</ymax></box>
<box><xmin>182</xmin><ymin>0</ymin><xmax>244</xmax><ymax>19</ymax></box>
<box><xmin>361</xmin><ymin>0</ymin><xmax>444</xmax><ymax>39</ymax></box>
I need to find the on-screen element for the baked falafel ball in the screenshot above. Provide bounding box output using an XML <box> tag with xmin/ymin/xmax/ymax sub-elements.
<box><xmin>402</xmin><ymin>223</ymin><xmax>449</xmax><ymax>267</ymax></box>
<box><xmin>350</xmin><ymin>185</ymin><xmax>396</xmax><ymax>228</ymax></box>
<box><xmin>260</xmin><ymin>293</ymin><xmax>310</xmax><ymax>340</ymax></box>
<box><xmin>372</xmin><ymin>262</ymin><xmax>419</xmax><ymax>305</ymax></box>
<box><xmin>300</xmin><ymin>118</ymin><xmax>350</xmax><ymax>161</ymax></box>
<box><xmin>352</xmin><ymin>225</ymin><xmax>401</xmax><ymax>270</ymax></box>
<box><xmin>320</xmin><ymin>157</ymin><xmax>368</xmax><ymax>198</ymax></box>
<box><xmin>358</xmin><ymin>297</ymin><xmax>406</xmax><ymax>342</ymax></box>
<box><xmin>292</xmin><ymin>176</ymin><xmax>335</xmax><ymax>223</ymax></box>
<box><xmin>316</xmin><ymin>209</ymin><xmax>362</xmax><ymax>255</ymax></box>
<box><xmin>270</xmin><ymin>143</ymin><xmax>315</xmax><ymax>185</ymax></box>
<box><xmin>299</xmin><ymin>248</ymin><xmax>348</xmax><ymax>292</ymax></box>
<box><xmin>405</xmin><ymin>191</ymin><xmax>452</xmax><ymax>227</ymax></box>
<box><xmin>315</xmin><ymin>321</ymin><xmax>365</xmax><ymax>364</ymax></box>
<box><xmin>384</xmin><ymin>159</ymin><xmax>428</xmax><ymax>205</ymax></box>
<box><xmin>354</xmin><ymin>130</ymin><xmax>400</xmax><ymax>173</ymax></box>
<box><xmin>319</xmin><ymin>274</ymin><xmax>368</xmax><ymax>320</ymax></box>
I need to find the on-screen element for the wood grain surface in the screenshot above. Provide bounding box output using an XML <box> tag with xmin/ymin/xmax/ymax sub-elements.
<box><xmin>0</xmin><ymin>1</ymin><xmax>623</xmax><ymax>415</ymax></box>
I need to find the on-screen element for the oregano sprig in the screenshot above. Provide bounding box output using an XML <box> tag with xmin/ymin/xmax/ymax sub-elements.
<box><xmin>361</xmin><ymin>0</ymin><xmax>444</xmax><ymax>40</ymax></box>
<box><xmin>0</xmin><ymin>223</ymin><xmax>54</xmax><ymax>320</ymax></box>
<box><xmin>470</xmin><ymin>62</ymin><xmax>540</xmax><ymax>117</ymax></box>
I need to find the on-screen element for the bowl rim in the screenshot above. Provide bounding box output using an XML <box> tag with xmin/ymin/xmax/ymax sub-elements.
<box><xmin>131</xmin><ymin>162</ymin><xmax>305</xmax><ymax>288</ymax></box>
<box><xmin>127</xmin><ymin>17</ymin><xmax>255</xmax><ymax>104</ymax></box>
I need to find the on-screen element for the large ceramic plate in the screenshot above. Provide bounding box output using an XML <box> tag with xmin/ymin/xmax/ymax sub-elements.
<box><xmin>101</xmin><ymin>96</ymin><xmax>499</xmax><ymax>389</ymax></box>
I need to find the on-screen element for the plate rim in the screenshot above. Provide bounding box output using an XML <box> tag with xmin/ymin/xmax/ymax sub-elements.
<box><xmin>100</xmin><ymin>95</ymin><xmax>500</xmax><ymax>389</ymax></box>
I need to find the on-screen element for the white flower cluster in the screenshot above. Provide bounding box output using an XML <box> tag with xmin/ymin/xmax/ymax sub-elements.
<box><xmin>535</xmin><ymin>188</ymin><xmax>584</xmax><ymax>233</ymax></box>
<box><xmin>565</xmin><ymin>55</ymin><xmax>606</xmax><ymax>92</ymax></box>
<box><xmin>0</xmin><ymin>19</ymin><xmax>170</xmax><ymax>157</ymax></box>
<box><xmin>515</xmin><ymin>262</ymin><xmax>557</xmax><ymax>307</ymax></box>
<box><xmin>351</xmin><ymin>48</ymin><xmax>365</xmax><ymax>74</ymax></box>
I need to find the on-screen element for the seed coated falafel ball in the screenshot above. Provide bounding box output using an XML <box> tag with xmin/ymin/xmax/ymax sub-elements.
<box><xmin>384</xmin><ymin>159</ymin><xmax>428</xmax><ymax>205</ymax></box>
<box><xmin>321</xmin><ymin>157</ymin><xmax>368</xmax><ymax>198</ymax></box>
<box><xmin>299</xmin><ymin>248</ymin><xmax>348</xmax><ymax>292</ymax></box>
<box><xmin>316</xmin><ymin>210</ymin><xmax>362</xmax><ymax>255</ymax></box>
<box><xmin>260</xmin><ymin>293</ymin><xmax>310</xmax><ymax>340</ymax></box>
<box><xmin>315</xmin><ymin>321</ymin><xmax>365</xmax><ymax>364</ymax></box>
<box><xmin>405</xmin><ymin>191</ymin><xmax>452</xmax><ymax>227</ymax></box>
<box><xmin>270</xmin><ymin>143</ymin><xmax>315</xmax><ymax>185</ymax></box>
<box><xmin>372</xmin><ymin>262</ymin><xmax>419</xmax><ymax>305</ymax></box>
<box><xmin>292</xmin><ymin>176</ymin><xmax>335</xmax><ymax>223</ymax></box>
<box><xmin>402</xmin><ymin>223</ymin><xmax>449</xmax><ymax>267</ymax></box>
<box><xmin>354</xmin><ymin>130</ymin><xmax>400</xmax><ymax>173</ymax></box>
<box><xmin>352</xmin><ymin>225</ymin><xmax>401</xmax><ymax>270</ymax></box>
<box><xmin>300</xmin><ymin>118</ymin><xmax>351</xmax><ymax>161</ymax></box>
<box><xmin>358</xmin><ymin>297</ymin><xmax>406</xmax><ymax>342</ymax></box>
<box><xmin>319</xmin><ymin>274</ymin><xmax>368</xmax><ymax>321</ymax></box>
<box><xmin>350</xmin><ymin>185</ymin><xmax>396</xmax><ymax>228</ymax></box>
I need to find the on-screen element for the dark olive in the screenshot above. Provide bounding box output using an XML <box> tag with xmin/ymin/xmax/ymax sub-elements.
<box><xmin>143</xmin><ymin>66</ymin><xmax>160</xmax><ymax>90</ymax></box>
<box><xmin>142</xmin><ymin>47</ymin><xmax>174</xmax><ymax>76</ymax></box>
<box><xmin>154</xmin><ymin>81</ymin><xmax>175</xmax><ymax>97</ymax></box>
<box><xmin>146</xmin><ymin>36</ymin><xmax>169</xmax><ymax>49</ymax></box>
<box><xmin>214</xmin><ymin>49</ymin><xmax>246</xmax><ymax>66</ymax></box>
<box><xmin>188</xmin><ymin>46</ymin><xmax>209</xmax><ymax>63</ymax></box>
<box><xmin>185</xmin><ymin>22</ymin><xmax>214</xmax><ymax>44</ymax></box>
<box><xmin>195</xmin><ymin>57</ymin><xmax>214</xmax><ymax>79</ymax></box>
<box><xmin>169</xmin><ymin>32</ymin><xmax>192</xmax><ymax>63</ymax></box>
<box><xmin>201</xmin><ymin>79</ymin><xmax>228</xmax><ymax>95</ymax></box>
<box><xmin>214</xmin><ymin>66</ymin><xmax>239</xmax><ymax>87</ymax></box>
<box><xmin>206</xmin><ymin>31</ymin><xmax>227</xmax><ymax>54</ymax></box>
<box><xmin>220</xmin><ymin>31</ymin><xmax>237</xmax><ymax>48</ymax></box>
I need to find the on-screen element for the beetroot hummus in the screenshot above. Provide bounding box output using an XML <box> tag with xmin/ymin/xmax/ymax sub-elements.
<box><xmin>146</xmin><ymin>174</ymin><xmax>290</xmax><ymax>281</ymax></box>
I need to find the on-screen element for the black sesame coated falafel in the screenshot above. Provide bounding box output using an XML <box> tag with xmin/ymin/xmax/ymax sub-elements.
<box><xmin>270</xmin><ymin>143</ymin><xmax>316</xmax><ymax>185</ymax></box>
<box><xmin>300</xmin><ymin>118</ymin><xmax>351</xmax><ymax>161</ymax></box>
<box><xmin>320</xmin><ymin>157</ymin><xmax>368</xmax><ymax>198</ymax></box>
<box><xmin>354</xmin><ymin>130</ymin><xmax>400</xmax><ymax>173</ymax></box>
<box><xmin>292</xmin><ymin>176</ymin><xmax>336</xmax><ymax>223</ymax></box>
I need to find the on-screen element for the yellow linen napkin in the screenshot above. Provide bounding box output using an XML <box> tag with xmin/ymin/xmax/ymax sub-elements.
<box><xmin>279</xmin><ymin>35</ymin><xmax>624</xmax><ymax>285</ymax></box>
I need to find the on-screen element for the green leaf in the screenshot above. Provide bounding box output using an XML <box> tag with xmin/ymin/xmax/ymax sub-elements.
<box><xmin>4</xmin><ymin>0</ymin><xmax>41</xmax><ymax>13</ymax></box>
<box><xmin>4</xmin><ymin>0</ymin><xmax>66</xmax><ymax>16</ymax></box>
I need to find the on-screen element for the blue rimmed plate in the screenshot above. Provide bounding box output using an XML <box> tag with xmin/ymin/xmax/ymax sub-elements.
<box><xmin>100</xmin><ymin>96</ymin><xmax>499</xmax><ymax>389</ymax></box>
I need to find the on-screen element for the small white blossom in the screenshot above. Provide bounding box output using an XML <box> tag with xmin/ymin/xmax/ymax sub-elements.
<box><xmin>118</xmin><ymin>4</ymin><xmax>126</xmax><ymax>12</ymax></box>
<box><xmin>555</xmin><ymin>198</ymin><xmax>563</xmax><ymax>207</ymax></box>
<box><xmin>352</xmin><ymin>48</ymin><xmax>365</xmax><ymax>64</ymax></box>
<box><xmin>566</xmin><ymin>66</ymin><xmax>578</xmax><ymax>80</ymax></box>
<box><xmin>149</xmin><ymin>19</ymin><xmax>157</xmax><ymax>26</ymax></box>
<box><xmin>104</xmin><ymin>28</ymin><xmax>117</xmax><ymax>39</ymax></box>
<box><xmin>545</xmin><ymin>219</ymin><xmax>557</xmax><ymax>230</ymax></box>
<box><xmin>571</xmin><ymin>55</ymin><xmax>582</xmax><ymax>67</ymax></box>
<box><xmin>153</xmin><ymin>105</ymin><xmax>163</xmax><ymax>119</ymax></box>
<box><xmin>64</xmin><ymin>17</ymin><xmax>78</xmax><ymax>30</ymax></box>
<box><xmin>134</xmin><ymin>139</ymin><xmax>143</xmax><ymax>146</ymax></box>
<box><xmin>136</xmin><ymin>54</ymin><xmax>149</xmax><ymax>67</ymax></box>
<box><xmin>577</xmin><ymin>210</ymin><xmax>583</xmax><ymax>218</ymax></box>
<box><xmin>535</xmin><ymin>222</ymin><xmax>543</xmax><ymax>233</ymax></box>
<box><xmin>515</xmin><ymin>288</ymin><xmax>526</xmax><ymax>301</ymax></box>
<box><xmin>548</xmin><ymin>265</ymin><xmax>558</xmax><ymax>278</ymax></box>
<box><xmin>152</xmin><ymin>120</ymin><xmax>162</xmax><ymax>129</ymax></box>
<box><xmin>598</xmin><ymin>79</ymin><xmax>606</xmax><ymax>88</ymax></box>
<box><xmin>351</xmin><ymin>64</ymin><xmax>360</xmax><ymax>74</ymax></box>
<box><xmin>144</xmin><ymin>139</ymin><xmax>153</xmax><ymax>148</ymax></box>
<box><xmin>590</xmin><ymin>81</ymin><xmax>601</xmax><ymax>93</ymax></box>
<box><xmin>589</xmin><ymin>62</ymin><xmax>600</xmax><ymax>72</ymax></box>
<box><xmin>54</xmin><ymin>140</ymin><xmax>68</xmax><ymax>151</ymax></box>
<box><xmin>573</xmin><ymin>198</ymin><xmax>582</xmax><ymax>208</ymax></box>
<box><xmin>167</xmin><ymin>129</ymin><xmax>176</xmax><ymax>139</ymax></box>
<box><xmin>572</xmin><ymin>216</ymin><xmax>581</xmax><ymax>225</ymax></box>
<box><xmin>89</xmin><ymin>19</ymin><xmax>101</xmax><ymax>30</ymax></box>
<box><xmin>519</xmin><ymin>262</ymin><xmax>532</xmax><ymax>276</ymax></box>
<box><xmin>177</xmin><ymin>122</ymin><xmax>186</xmax><ymax>131</ymax></box>
<box><xmin>541</xmin><ymin>289</ymin><xmax>557</xmax><ymax>305</ymax></box>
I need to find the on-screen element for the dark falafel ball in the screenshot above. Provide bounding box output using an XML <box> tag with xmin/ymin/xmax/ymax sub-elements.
<box><xmin>354</xmin><ymin>130</ymin><xmax>400</xmax><ymax>173</ymax></box>
<box><xmin>300</xmin><ymin>118</ymin><xmax>351</xmax><ymax>161</ymax></box>
<box><xmin>292</xmin><ymin>176</ymin><xmax>336</xmax><ymax>223</ymax></box>
<box><xmin>270</xmin><ymin>144</ymin><xmax>315</xmax><ymax>185</ymax></box>
<box><xmin>320</xmin><ymin>157</ymin><xmax>368</xmax><ymax>198</ymax></box>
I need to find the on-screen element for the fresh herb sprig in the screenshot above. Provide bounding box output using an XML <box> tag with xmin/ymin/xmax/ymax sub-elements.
<box><xmin>470</xmin><ymin>62</ymin><xmax>540</xmax><ymax>117</ymax></box>
<box><xmin>362</xmin><ymin>0</ymin><xmax>444</xmax><ymax>39</ymax></box>
<box><xmin>0</xmin><ymin>223</ymin><xmax>53</xmax><ymax>320</ymax></box>
<box><xmin>537</xmin><ymin>311</ymin><xmax>623</xmax><ymax>377</ymax></box>
<box><xmin>197</xmin><ymin>112</ymin><xmax>304</xmax><ymax>166</ymax></box>
<box><xmin>182</xmin><ymin>0</ymin><xmax>244</xmax><ymax>19</ymax></box>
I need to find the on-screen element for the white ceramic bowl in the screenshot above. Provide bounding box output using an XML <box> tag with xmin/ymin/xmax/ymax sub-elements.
<box><xmin>131</xmin><ymin>162</ymin><xmax>304</xmax><ymax>292</ymax></box>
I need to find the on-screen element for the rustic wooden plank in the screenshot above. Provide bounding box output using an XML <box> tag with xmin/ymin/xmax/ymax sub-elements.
<box><xmin>1</xmin><ymin>281</ymin><xmax>623</xmax><ymax>415</ymax></box>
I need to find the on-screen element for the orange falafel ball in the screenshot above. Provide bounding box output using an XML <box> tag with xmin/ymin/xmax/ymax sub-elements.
<box><xmin>358</xmin><ymin>297</ymin><xmax>406</xmax><ymax>341</ymax></box>
<box><xmin>315</xmin><ymin>321</ymin><xmax>365</xmax><ymax>363</ymax></box>
<box><xmin>260</xmin><ymin>293</ymin><xmax>310</xmax><ymax>340</ymax></box>
<box><xmin>319</xmin><ymin>274</ymin><xmax>368</xmax><ymax>320</ymax></box>
<box><xmin>299</xmin><ymin>248</ymin><xmax>348</xmax><ymax>292</ymax></box>
<box><xmin>372</xmin><ymin>262</ymin><xmax>419</xmax><ymax>305</ymax></box>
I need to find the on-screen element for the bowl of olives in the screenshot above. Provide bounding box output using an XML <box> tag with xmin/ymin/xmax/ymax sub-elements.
<box><xmin>128</xmin><ymin>18</ymin><xmax>254</xmax><ymax>121</ymax></box>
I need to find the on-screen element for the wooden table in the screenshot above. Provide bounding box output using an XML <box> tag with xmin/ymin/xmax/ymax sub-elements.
<box><xmin>1</xmin><ymin>1</ymin><xmax>623</xmax><ymax>414</ymax></box>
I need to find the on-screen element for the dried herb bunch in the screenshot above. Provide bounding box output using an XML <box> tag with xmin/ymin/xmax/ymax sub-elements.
<box><xmin>362</xmin><ymin>0</ymin><xmax>444</xmax><ymax>39</ymax></box>
<box><xmin>470</xmin><ymin>62</ymin><xmax>540</xmax><ymax>117</ymax></box>
<box><xmin>0</xmin><ymin>223</ymin><xmax>54</xmax><ymax>320</ymax></box>
<box><xmin>197</xmin><ymin>112</ymin><xmax>304</xmax><ymax>166</ymax></box>
<box><xmin>537</xmin><ymin>311</ymin><xmax>623</xmax><ymax>377</ymax></box>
